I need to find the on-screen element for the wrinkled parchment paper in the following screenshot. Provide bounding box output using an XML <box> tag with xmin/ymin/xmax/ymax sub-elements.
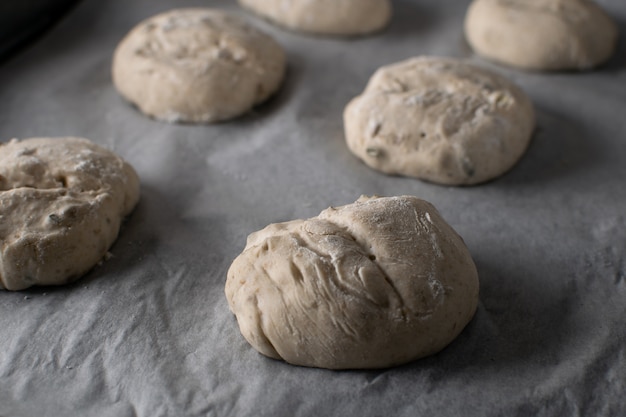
<box><xmin>1</xmin><ymin>0</ymin><xmax>625</xmax><ymax>416</ymax></box>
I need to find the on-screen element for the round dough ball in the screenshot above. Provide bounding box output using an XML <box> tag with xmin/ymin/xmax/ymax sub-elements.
<box><xmin>0</xmin><ymin>137</ymin><xmax>140</xmax><ymax>291</ymax></box>
<box><xmin>226</xmin><ymin>195</ymin><xmax>479</xmax><ymax>369</ymax></box>
<box><xmin>112</xmin><ymin>8</ymin><xmax>286</xmax><ymax>123</ymax></box>
<box><xmin>464</xmin><ymin>0</ymin><xmax>619</xmax><ymax>71</ymax></box>
<box><xmin>238</xmin><ymin>0</ymin><xmax>392</xmax><ymax>36</ymax></box>
<box><xmin>343</xmin><ymin>56</ymin><xmax>535</xmax><ymax>185</ymax></box>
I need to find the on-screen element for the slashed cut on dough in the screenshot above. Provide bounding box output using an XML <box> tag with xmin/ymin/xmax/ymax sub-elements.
<box><xmin>226</xmin><ymin>196</ymin><xmax>479</xmax><ymax>369</ymax></box>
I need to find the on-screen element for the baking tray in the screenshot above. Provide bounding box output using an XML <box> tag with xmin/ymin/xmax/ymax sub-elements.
<box><xmin>0</xmin><ymin>0</ymin><xmax>625</xmax><ymax>416</ymax></box>
<box><xmin>0</xmin><ymin>0</ymin><xmax>81</xmax><ymax>62</ymax></box>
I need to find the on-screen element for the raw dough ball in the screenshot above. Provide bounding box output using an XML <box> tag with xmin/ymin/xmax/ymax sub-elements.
<box><xmin>112</xmin><ymin>8</ymin><xmax>286</xmax><ymax>123</ymax></box>
<box><xmin>464</xmin><ymin>0</ymin><xmax>619</xmax><ymax>71</ymax></box>
<box><xmin>343</xmin><ymin>56</ymin><xmax>535</xmax><ymax>185</ymax></box>
<box><xmin>226</xmin><ymin>196</ymin><xmax>479</xmax><ymax>369</ymax></box>
<box><xmin>0</xmin><ymin>137</ymin><xmax>140</xmax><ymax>291</ymax></box>
<box><xmin>238</xmin><ymin>0</ymin><xmax>392</xmax><ymax>36</ymax></box>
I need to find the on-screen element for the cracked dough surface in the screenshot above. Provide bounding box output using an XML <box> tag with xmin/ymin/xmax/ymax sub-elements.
<box><xmin>344</xmin><ymin>56</ymin><xmax>535</xmax><ymax>185</ymax></box>
<box><xmin>112</xmin><ymin>8</ymin><xmax>286</xmax><ymax>123</ymax></box>
<box><xmin>0</xmin><ymin>137</ymin><xmax>140</xmax><ymax>291</ymax></box>
<box><xmin>238</xmin><ymin>0</ymin><xmax>392</xmax><ymax>36</ymax></box>
<box><xmin>464</xmin><ymin>0</ymin><xmax>619</xmax><ymax>71</ymax></box>
<box><xmin>225</xmin><ymin>195</ymin><xmax>479</xmax><ymax>369</ymax></box>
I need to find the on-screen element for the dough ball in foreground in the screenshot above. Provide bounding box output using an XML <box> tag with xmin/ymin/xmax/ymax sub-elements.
<box><xmin>344</xmin><ymin>56</ymin><xmax>535</xmax><ymax>185</ymax></box>
<box><xmin>0</xmin><ymin>137</ymin><xmax>140</xmax><ymax>291</ymax></box>
<box><xmin>238</xmin><ymin>0</ymin><xmax>392</xmax><ymax>36</ymax></box>
<box><xmin>464</xmin><ymin>0</ymin><xmax>619</xmax><ymax>71</ymax></box>
<box><xmin>112</xmin><ymin>8</ymin><xmax>286</xmax><ymax>123</ymax></box>
<box><xmin>226</xmin><ymin>195</ymin><xmax>479</xmax><ymax>369</ymax></box>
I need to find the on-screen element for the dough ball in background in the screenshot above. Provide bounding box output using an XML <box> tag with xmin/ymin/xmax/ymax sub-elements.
<box><xmin>238</xmin><ymin>0</ymin><xmax>392</xmax><ymax>36</ymax></box>
<box><xmin>226</xmin><ymin>195</ymin><xmax>479</xmax><ymax>370</ymax></box>
<box><xmin>464</xmin><ymin>0</ymin><xmax>619</xmax><ymax>71</ymax></box>
<box><xmin>112</xmin><ymin>8</ymin><xmax>286</xmax><ymax>124</ymax></box>
<box><xmin>0</xmin><ymin>137</ymin><xmax>140</xmax><ymax>291</ymax></box>
<box><xmin>344</xmin><ymin>56</ymin><xmax>535</xmax><ymax>186</ymax></box>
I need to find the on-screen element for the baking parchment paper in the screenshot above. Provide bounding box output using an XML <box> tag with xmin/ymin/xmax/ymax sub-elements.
<box><xmin>0</xmin><ymin>0</ymin><xmax>625</xmax><ymax>416</ymax></box>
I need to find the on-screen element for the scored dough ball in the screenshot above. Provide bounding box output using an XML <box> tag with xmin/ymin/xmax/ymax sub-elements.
<box><xmin>0</xmin><ymin>137</ymin><xmax>140</xmax><ymax>291</ymax></box>
<box><xmin>238</xmin><ymin>0</ymin><xmax>392</xmax><ymax>36</ymax></box>
<box><xmin>344</xmin><ymin>56</ymin><xmax>535</xmax><ymax>185</ymax></box>
<box><xmin>226</xmin><ymin>195</ymin><xmax>479</xmax><ymax>369</ymax></box>
<box><xmin>464</xmin><ymin>0</ymin><xmax>619</xmax><ymax>71</ymax></box>
<box><xmin>112</xmin><ymin>8</ymin><xmax>286</xmax><ymax>123</ymax></box>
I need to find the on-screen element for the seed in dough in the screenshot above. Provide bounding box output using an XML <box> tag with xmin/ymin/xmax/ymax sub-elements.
<box><xmin>238</xmin><ymin>0</ymin><xmax>392</xmax><ymax>36</ymax></box>
<box><xmin>0</xmin><ymin>137</ymin><xmax>140</xmax><ymax>291</ymax></box>
<box><xmin>225</xmin><ymin>195</ymin><xmax>479</xmax><ymax>369</ymax></box>
<box><xmin>343</xmin><ymin>56</ymin><xmax>535</xmax><ymax>185</ymax></box>
<box><xmin>464</xmin><ymin>0</ymin><xmax>619</xmax><ymax>71</ymax></box>
<box><xmin>112</xmin><ymin>8</ymin><xmax>286</xmax><ymax>123</ymax></box>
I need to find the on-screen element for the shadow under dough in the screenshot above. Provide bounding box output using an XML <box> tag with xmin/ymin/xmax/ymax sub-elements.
<box><xmin>385</xmin><ymin>0</ymin><xmax>441</xmax><ymax>39</ymax></box>
<box><xmin>493</xmin><ymin>105</ymin><xmax>601</xmax><ymax>187</ymax></box>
